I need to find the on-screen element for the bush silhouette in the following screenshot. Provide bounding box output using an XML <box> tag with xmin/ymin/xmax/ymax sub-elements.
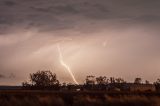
<box><xmin>22</xmin><ymin>70</ymin><xmax>60</xmax><ymax>90</ymax></box>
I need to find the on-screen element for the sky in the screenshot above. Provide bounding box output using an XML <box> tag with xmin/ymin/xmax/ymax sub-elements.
<box><xmin>0</xmin><ymin>0</ymin><xmax>160</xmax><ymax>85</ymax></box>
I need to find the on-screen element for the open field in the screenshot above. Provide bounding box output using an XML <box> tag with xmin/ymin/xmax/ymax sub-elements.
<box><xmin>0</xmin><ymin>90</ymin><xmax>160</xmax><ymax>106</ymax></box>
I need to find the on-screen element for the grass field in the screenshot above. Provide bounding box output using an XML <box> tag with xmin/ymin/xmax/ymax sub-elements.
<box><xmin>0</xmin><ymin>90</ymin><xmax>160</xmax><ymax>106</ymax></box>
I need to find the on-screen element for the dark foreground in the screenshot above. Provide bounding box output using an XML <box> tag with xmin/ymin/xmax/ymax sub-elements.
<box><xmin>0</xmin><ymin>90</ymin><xmax>160</xmax><ymax>106</ymax></box>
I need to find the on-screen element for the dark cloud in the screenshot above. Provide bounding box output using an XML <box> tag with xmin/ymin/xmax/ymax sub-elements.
<box><xmin>30</xmin><ymin>5</ymin><xmax>78</xmax><ymax>14</ymax></box>
<box><xmin>133</xmin><ymin>15</ymin><xmax>160</xmax><ymax>23</ymax></box>
<box><xmin>0</xmin><ymin>74</ymin><xmax>5</xmax><ymax>79</ymax></box>
<box><xmin>0</xmin><ymin>0</ymin><xmax>159</xmax><ymax>33</ymax></box>
<box><xmin>0</xmin><ymin>0</ymin><xmax>160</xmax><ymax>84</ymax></box>
<box><xmin>3</xmin><ymin>1</ymin><xmax>17</xmax><ymax>7</ymax></box>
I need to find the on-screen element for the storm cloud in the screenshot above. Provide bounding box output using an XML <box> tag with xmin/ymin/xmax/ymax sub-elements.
<box><xmin>0</xmin><ymin>0</ymin><xmax>160</xmax><ymax>84</ymax></box>
<box><xmin>0</xmin><ymin>0</ymin><xmax>160</xmax><ymax>32</ymax></box>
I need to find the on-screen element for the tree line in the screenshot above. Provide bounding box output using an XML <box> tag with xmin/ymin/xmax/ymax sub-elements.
<box><xmin>22</xmin><ymin>70</ymin><xmax>160</xmax><ymax>91</ymax></box>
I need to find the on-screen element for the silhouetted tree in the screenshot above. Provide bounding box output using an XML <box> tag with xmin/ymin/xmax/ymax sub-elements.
<box><xmin>115</xmin><ymin>78</ymin><xmax>125</xmax><ymax>83</ymax></box>
<box><xmin>84</xmin><ymin>75</ymin><xmax>96</xmax><ymax>90</ymax></box>
<box><xmin>155</xmin><ymin>79</ymin><xmax>160</xmax><ymax>84</ymax></box>
<box><xmin>110</xmin><ymin>77</ymin><xmax>115</xmax><ymax>83</ymax></box>
<box><xmin>85</xmin><ymin>75</ymin><xmax>95</xmax><ymax>85</ymax></box>
<box><xmin>22</xmin><ymin>81</ymin><xmax>31</xmax><ymax>88</ymax></box>
<box><xmin>145</xmin><ymin>80</ymin><xmax>150</xmax><ymax>84</ymax></box>
<box><xmin>134</xmin><ymin>78</ymin><xmax>142</xmax><ymax>84</ymax></box>
<box><xmin>30</xmin><ymin>70</ymin><xmax>59</xmax><ymax>86</ymax></box>
<box><xmin>154</xmin><ymin>79</ymin><xmax>160</xmax><ymax>91</ymax></box>
<box><xmin>22</xmin><ymin>70</ymin><xmax>59</xmax><ymax>90</ymax></box>
<box><xmin>96</xmin><ymin>76</ymin><xmax>106</xmax><ymax>85</ymax></box>
<box><xmin>106</xmin><ymin>78</ymin><xmax>110</xmax><ymax>84</ymax></box>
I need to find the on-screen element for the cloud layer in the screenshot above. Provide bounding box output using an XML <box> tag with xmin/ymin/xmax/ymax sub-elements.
<box><xmin>0</xmin><ymin>0</ymin><xmax>160</xmax><ymax>33</ymax></box>
<box><xmin>0</xmin><ymin>0</ymin><xmax>160</xmax><ymax>84</ymax></box>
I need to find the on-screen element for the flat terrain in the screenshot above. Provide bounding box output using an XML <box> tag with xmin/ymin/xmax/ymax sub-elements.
<box><xmin>0</xmin><ymin>90</ymin><xmax>160</xmax><ymax>106</ymax></box>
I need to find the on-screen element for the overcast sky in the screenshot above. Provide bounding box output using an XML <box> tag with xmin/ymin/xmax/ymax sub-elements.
<box><xmin>0</xmin><ymin>0</ymin><xmax>160</xmax><ymax>85</ymax></box>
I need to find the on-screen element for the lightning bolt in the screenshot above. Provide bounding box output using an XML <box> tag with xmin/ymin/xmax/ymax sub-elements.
<box><xmin>57</xmin><ymin>44</ymin><xmax>78</xmax><ymax>84</ymax></box>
